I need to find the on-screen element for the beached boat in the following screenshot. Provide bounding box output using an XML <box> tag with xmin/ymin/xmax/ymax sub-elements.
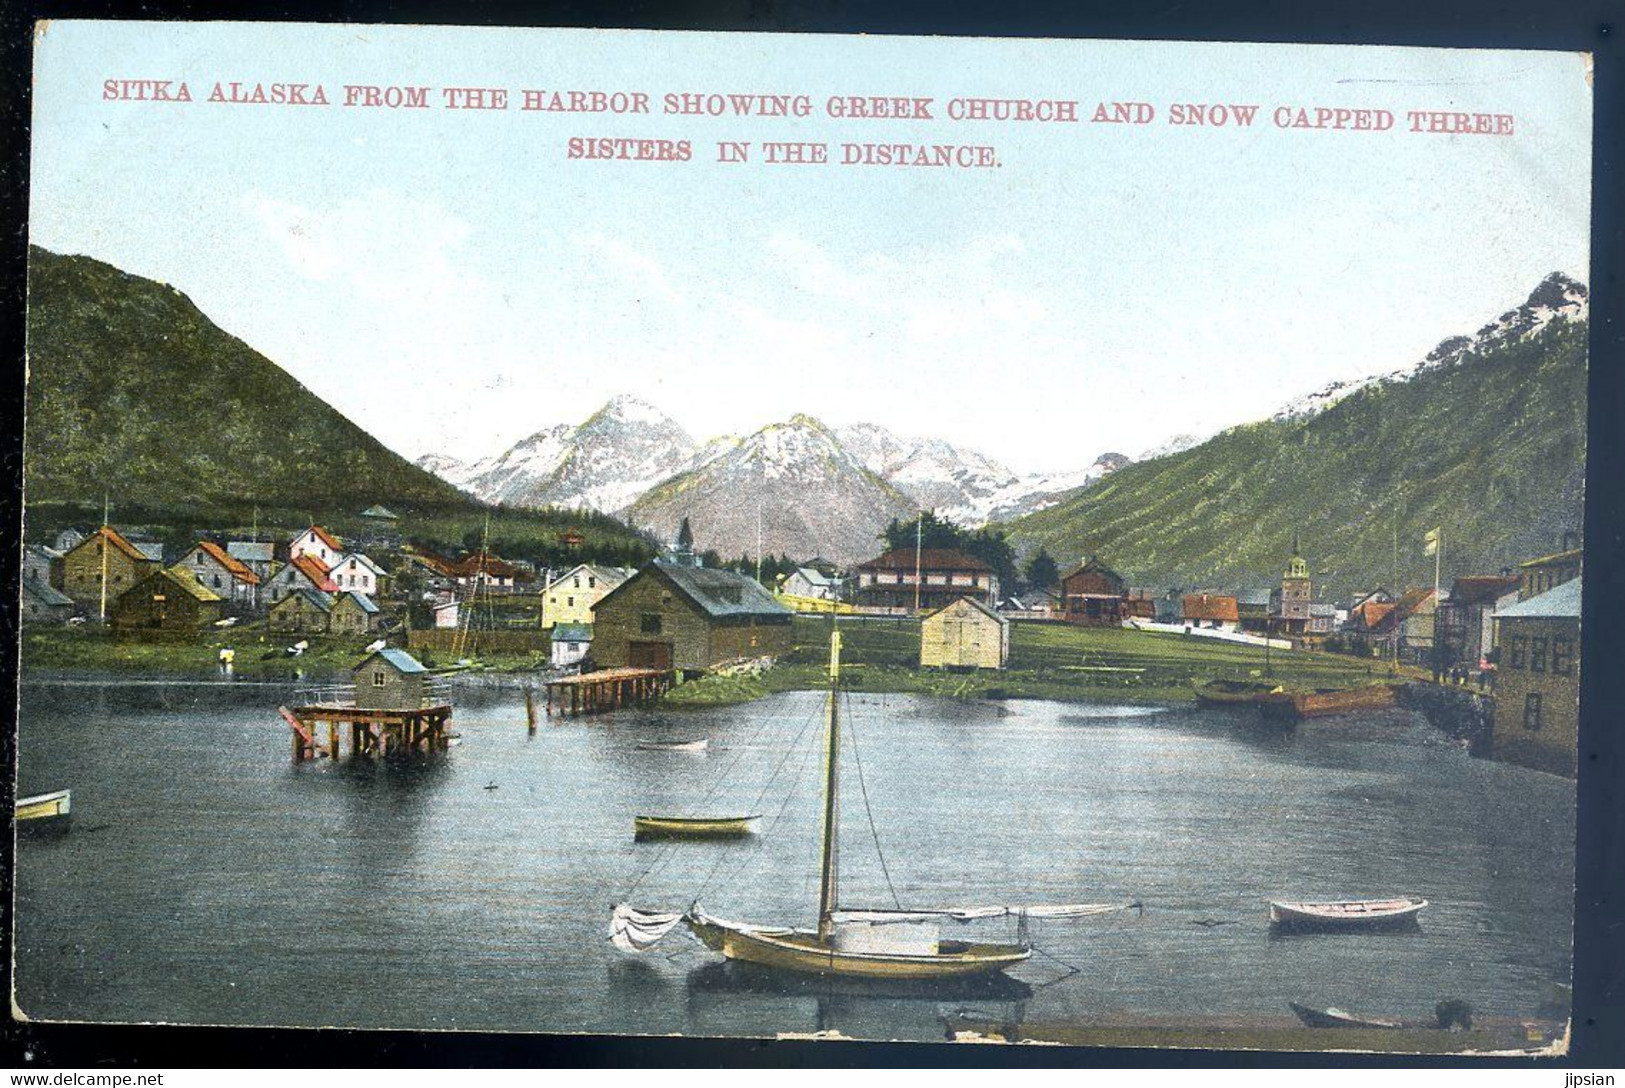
<box><xmin>1269</xmin><ymin>896</ymin><xmax>1428</xmax><ymax>928</ymax></box>
<box><xmin>610</xmin><ymin>627</ymin><xmax>1137</xmax><ymax>981</ymax></box>
<box><xmin>636</xmin><ymin>739</ymin><xmax>709</xmax><ymax>753</ymax></box>
<box><xmin>632</xmin><ymin>814</ymin><xmax>758</xmax><ymax>839</ymax></box>
<box><xmin>1288</xmin><ymin>1001</ymin><xmax>1404</xmax><ymax>1029</ymax></box>
<box><xmin>1193</xmin><ymin>678</ymin><xmax>1291</xmax><ymax>708</ymax></box>
<box><xmin>1264</xmin><ymin>684</ymin><xmax>1402</xmax><ymax>720</ymax></box>
<box><xmin>15</xmin><ymin>789</ymin><xmax>72</xmax><ymax>822</ymax></box>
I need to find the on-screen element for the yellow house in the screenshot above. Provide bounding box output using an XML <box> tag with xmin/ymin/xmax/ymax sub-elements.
<box><xmin>1492</xmin><ymin>577</ymin><xmax>1581</xmax><ymax>777</ymax></box>
<box><xmin>542</xmin><ymin>564</ymin><xmax>630</xmax><ymax>629</ymax></box>
<box><xmin>920</xmin><ymin>596</ymin><xmax>1010</xmax><ymax>670</ymax></box>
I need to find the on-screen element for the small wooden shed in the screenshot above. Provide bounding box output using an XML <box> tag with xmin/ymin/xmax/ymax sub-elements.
<box><xmin>330</xmin><ymin>591</ymin><xmax>381</xmax><ymax>635</ymax></box>
<box><xmin>352</xmin><ymin>648</ymin><xmax>436</xmax><ymax>710</ymax></box>
<box><xmin>920</xmin><ymin>596</ymin><xmax>1010</xmax><ymax>670</ymax></box>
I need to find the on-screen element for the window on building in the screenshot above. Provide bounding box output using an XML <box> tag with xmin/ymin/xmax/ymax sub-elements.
<box><xmin>567</xmin><ymin>597</ymin><xmax>575</xmax><ymax>607</ymax></box>
<box><xmin>1552</xmin><ymin>637</ymin><xmax>1573</xmax><ymax>676</ymax></box>
<box><xmin>373</xmin><ymin>670</ymin><xmax>386</xmax><ymax>687</ymax></box>
<box><xmin>1509</xmin><ymin>635</ymin><xmax>1526</xmax><ymax>669</ymax></box>
<box><xmin>1523</xmin><ymin>692</ymin><xmax>1542</xmax><ymax>732</ymax></box>
<box><xmin>573</xmin><ymin>577</ymin><xmax>581</xmax><ymax>588</ymax></box>
<box><xmin>640</xmin><ymin>613</ymin><xmax>663</xmax><ymax>635</ymax></box>
<box><xmin>588</xmin><ymin>577</ymin><xmax>596</xmax><ymax>589</ymax></box>
<box><xmin>1530</xmin><ymin>636</ymin><xmax>1547</xmax><ymax>674</ymax></box>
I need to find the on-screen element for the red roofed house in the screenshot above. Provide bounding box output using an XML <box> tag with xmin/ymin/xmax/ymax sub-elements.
<box><xmin>1182</xmin><ymin>593</ymin><xmax>1240</xmax><ymax>631</ymax></box>
<box><xmin>264</xmin><ymin>553</ymin><xmax>340</xmax><ymax>605</ymax></box>
<box><xmin>455</xmin><ymin>551</ymin><xmax>519</xmax><ymax>595</ymax></box>
<box><xmin>59</xmin><ymin>526</ymin><xmax>162</xmax><ymax>611</ymax></box>
<box><xmin>290</xmin><ymin>525</ymin><xmax>343</xmax><ymax>567</ymax></box>
<box><xmin>853</xmin><ymin>548</ymin><xmax>998</xmax><ymax>612</ymax></box>
<box><xmin>174</xmin><ymin>540</ymin><xmax>262</xmax><ymax>609</ymax></box>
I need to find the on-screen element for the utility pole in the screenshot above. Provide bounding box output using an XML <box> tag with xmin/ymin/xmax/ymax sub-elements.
<box><xmin>913</xmin><ymin>516</ymin><xmax>923</xmax><ymax>615</ymax></box>
<box><xmin>99</xmin><ymin>494</ymin><xmax>110</xmax><ymax>623</ymax></box>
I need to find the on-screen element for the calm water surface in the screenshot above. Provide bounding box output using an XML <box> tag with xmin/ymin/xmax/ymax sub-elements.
<box><xmin>13</xmin><ymin>678</ymin><xmax>1574</xmax><ymax>1040</ymax></box>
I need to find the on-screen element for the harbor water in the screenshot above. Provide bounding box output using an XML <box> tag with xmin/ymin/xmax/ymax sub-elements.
<box><xmin>12</xmin><ymin>679</ymin><xmax>1574</xmax><ymax>1041</ymax></box>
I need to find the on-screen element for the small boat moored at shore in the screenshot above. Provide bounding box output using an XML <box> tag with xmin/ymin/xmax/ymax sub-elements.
<box><xmin>1288</xmin><ymin>1001</ymin><xmax>1404</xmax><ymax>1029</ymax></box>
<box><xmin>15</xmin><ymin>789</ymin><xmax>72</xmax><ymax>823</ymax></box>
<box><xmin>633</xmin><ymin>814</ymin><xmax>759</xmax><ymax>840</ymax></box>
<box><xmin>1263</xmin><ymin>684</ymin><xmax>1403</xmax><ymax>720</ymax></box>
<box><xmin>1193</xmin><ymin>679</ymin><xmax>1291</xmax><ymax>709</ymax></box>
<box><xmin>1269</xmin><ymin>896</ymin><xmax>1428</xmax><ymax>928</ymax></box>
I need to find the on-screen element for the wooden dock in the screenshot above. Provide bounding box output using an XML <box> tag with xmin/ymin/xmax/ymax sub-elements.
<box><xmin>544</xmin><ymin>667</ymin><xmax>674</xmax><ymax>717</ymax></box>
<box><xmin>280</xmin><ymin>704</ymin><xmax>454</xmax><ymax>761</ymax></box>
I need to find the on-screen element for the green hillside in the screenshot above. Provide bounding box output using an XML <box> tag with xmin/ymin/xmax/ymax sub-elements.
<box><xmin>1007</xmin><ymin>312</ymin><xmax>1587</xmax><ymax>600</ymax></box>
<box><xmin>24</xmin><ymin>245</ymin><xmax>480</xmax><ymax>518</ymax></box>
<box><xmin>23</xmin><ymin>246</ymin><xmax>658</xmax><ymax>564</ymax></box>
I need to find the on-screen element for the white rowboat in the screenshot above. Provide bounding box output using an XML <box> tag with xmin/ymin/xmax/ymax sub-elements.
<box><xmin>1269</xmin><ymin>897</ymin><xmax>1427</xmax><ymax>927</ymax></box>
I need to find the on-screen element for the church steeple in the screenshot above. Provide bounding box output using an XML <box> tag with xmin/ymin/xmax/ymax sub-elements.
<box><xmin>1285</xmin><ymin>532</ymin><xmax>1308</xmax><ymax>580</ymax></box>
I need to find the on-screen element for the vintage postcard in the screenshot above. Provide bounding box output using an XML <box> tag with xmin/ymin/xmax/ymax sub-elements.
<box><xmin>13</xmin><ymin>21</ymin><xmax>1590</xmax><ymax>1055</ymax></box>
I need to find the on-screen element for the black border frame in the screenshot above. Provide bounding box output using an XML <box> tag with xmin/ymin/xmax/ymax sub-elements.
<box><xmin>1</xmin><ymin>0</ymin><xmax>1619</xmax><ymax>1070</ymax></box>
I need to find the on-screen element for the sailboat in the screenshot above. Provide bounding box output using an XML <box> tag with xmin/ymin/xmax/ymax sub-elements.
<box><xmin>610</xmin><ymin>628</ymin><xmax>1134</xmax><ymax>981</ymax></box>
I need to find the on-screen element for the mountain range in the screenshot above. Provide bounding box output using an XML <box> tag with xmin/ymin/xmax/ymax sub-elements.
<box><xmin>418</xmin><ymin>400</ymin><xmax>1134</xmax><ymax>561</ymax></box>
<box><xmin>1008</xmin><ymin>272</ymin><xmax>1589</xmax><ymax>598</ymax></box>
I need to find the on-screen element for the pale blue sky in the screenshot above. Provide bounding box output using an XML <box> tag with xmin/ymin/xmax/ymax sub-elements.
<box><xmin>29</xmin><ymin>23</ymin><xmax>1591</xmax><ymax>472</ymax></box>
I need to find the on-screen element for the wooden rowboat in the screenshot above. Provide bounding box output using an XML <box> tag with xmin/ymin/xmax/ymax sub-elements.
<box><xmin>1288</xmin><ymin>1001</ymin><xmax>1404</xmax><ymax>1029</ymax></box>
<box><xmin>636</xmin><ymin>739</ymin><xmax>709</xmax><ymax>752</ymax></box>
<box><xmin>1263</xmin><ymin>684</ymin><xmax>1401</xmax><ymax>720</ymax></box>
<box><xmin>1193</xmin><ymin>679</ymin><xmax>1291</xmax><ymax>708</ymax></box>
<box><xmin>633</xmin><ymin>814</ymin><xmax>759</xmax><ymax>840</ymax></box>
<box><xmin>1269</xmin><ymin>896</ymin><xmax>1427</xmax><ymax>928</ymax></box>
<box><xmin>15</xmin><ymin>789</ymin><xmax>72</xmax><ymax>822</ymax></box>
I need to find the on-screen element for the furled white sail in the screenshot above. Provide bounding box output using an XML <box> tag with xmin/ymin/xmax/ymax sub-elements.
<box><xmin>832</xmin><ymin>902</ymin><xmax>1137</xmax><ymax>924</ymax></box>
<box><xmin>608</xmin><ymin>903</ymin><xmax>684</xmax><ymax>953</ymax></box>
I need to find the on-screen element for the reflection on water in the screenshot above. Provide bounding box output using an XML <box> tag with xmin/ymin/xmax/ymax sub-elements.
<box><xmin>13</xmin><ymin>679</ymin><xmax>1574</xmax><ymax>1041</ymax></box>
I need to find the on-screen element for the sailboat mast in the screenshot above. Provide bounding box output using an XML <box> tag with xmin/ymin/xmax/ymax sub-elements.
<box><xmin>816</xmin><ymin>628</ymin><xmax>842</xmax><ymax>941</ymax></box>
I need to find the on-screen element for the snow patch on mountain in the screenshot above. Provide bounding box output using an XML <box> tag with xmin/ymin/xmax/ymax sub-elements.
<box><xmin>1273</xmin><ymin>273</ymin><xmax>1590</xmax><ymax>422</ymax></box>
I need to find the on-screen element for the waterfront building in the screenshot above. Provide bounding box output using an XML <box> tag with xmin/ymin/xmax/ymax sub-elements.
<box><xmin>1060</xmin><ymin>557</ymin><xmax>1127</xmax><ymax>626</ymax></box>
<box><xmin>1274</xmin><ymin>535</ymin><xmax>1313</xmax><ymax>637</ymax></box>
<box><xmin>1441</xmin><ymin>574</ymin><xmax>1521</xmax><ymax>669</ymax></box>
<box><xmin>110</xmin><ymin>567</ymin><xmax>224</xmax><ymax>633</ymax></box>
<box><xmin>541</xmin><ymin>563</ymin><xmax>631</xmax><ymax>629</ymax></box>
<box><xmin>920</xmin><ymin>596</ymin><xmax>1009</xmax><ymax>670</ymax></box>
<box><xmin>1394</xmin><ymin>587</ymin><xmax>1441</xmax><ymax>666</ymax></box>
<box><xmin>854</xmin><ymin>548</ymin><xmax>998</xmax><ymax>613</ymax></box>
<box><xmin>59</xmin><ymin>526</ymin><xmax>161</xmax><ymax>610</ymax></box>
<box><xmin>550</xmin><ymin>622</ymin><xmax>593</xmax><ymax>668</ymax></box>
<box><xmin>591</xmin><ymin>559</ymin><xmax>793</xmax><ymax>672</ymax></box>
<box><xmin>352</xmin><ymin>648</ymin><xmax>436</xmax><ymax>711</ymax></box>
<box><xmin>1491</xmin><ymin>577</ymin><xmax>1581</xmax><ymax>777</ymax></box>
<box><xmin>1236</xmin><ymin>589</ymin><xmax>1272</xmax><ymax>633</ymax></box>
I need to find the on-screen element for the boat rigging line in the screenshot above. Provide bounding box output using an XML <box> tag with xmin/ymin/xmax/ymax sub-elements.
<box><xmin>842</xmin><ymin>690</ymin><xmax>902</xmax><ymax>911</ymax></box>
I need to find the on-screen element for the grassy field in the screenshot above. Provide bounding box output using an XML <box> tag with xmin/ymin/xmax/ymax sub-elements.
<box><xmin>662</xmin><ymin>616</ymin><xmax>1404</xmax><ymax>708</ymax></box>
<box><xmin>18</xmin><ymin>626</ymin><xmax>551</xmax><ymax>680</ymax></box>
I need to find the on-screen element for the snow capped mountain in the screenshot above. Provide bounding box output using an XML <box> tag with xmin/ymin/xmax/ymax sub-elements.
<box><xmin>836</xmin><ymin>422</ymin><xmax>1128</xmax><ymax>525</ymax></box>
<box><xmin>1273</xmin><ymin>272</ymin><xmax>1590</xmax><ymax>422</ymax></box>
<box><xmin>417</xmin><ymin>394</ymin><xmax>696</xmax><ymax>513</ymax></box>
<box><xmin>628</xmin><ymin>415</ymin><xmax>915</xmax><ymax>564</ymax></box>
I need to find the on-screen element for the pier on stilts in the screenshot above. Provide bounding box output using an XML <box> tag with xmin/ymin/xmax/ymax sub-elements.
<box><xmin>280</xmin><ymin>703</ymin><xmax>454</xmax><ymax>761</ymax></box>
<box><xmin>544</xmin><ymin>668</ymin><xmax>675</xmax><ymax>718</ymax></box>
